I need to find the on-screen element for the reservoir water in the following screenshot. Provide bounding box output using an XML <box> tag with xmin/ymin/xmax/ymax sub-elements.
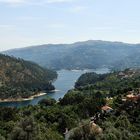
<box><xmin>0</xmin><ymin>68</ymin><xmax>109</xmax><ymax>107</ymax></box>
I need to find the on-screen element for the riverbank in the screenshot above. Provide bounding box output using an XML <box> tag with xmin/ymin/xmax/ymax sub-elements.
<box><xmin>0</xmin><ymin>69</ymin><xmax>110</xmax><ymax>107</ymax></box>
<box><xmin>0</xmin><ymin>92</ymin><xmax>47</xmax><ymax>103</ymax></box>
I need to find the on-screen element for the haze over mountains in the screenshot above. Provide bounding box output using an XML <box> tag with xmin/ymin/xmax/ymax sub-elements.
<box><xmin>3</xmin><ymin>40</ymin><xmax>140</xmax><ymax>70</ymax></box>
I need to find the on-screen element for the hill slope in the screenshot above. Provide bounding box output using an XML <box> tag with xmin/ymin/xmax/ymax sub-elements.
<box><xmin>0</xmin><ymin>68</ymin><xmax>139</xmax><ymax>139</ymax></box>
<box><xmin>3</xmin><ymin>40</ymin><xmax>140</xmax><ymax>70</ymax></box>
<box><xmin>0</xmin><ymin>54</ymin><xmax>57</xmax><ymax>99</ymax></box>
<box><xmin>75</xmin><ymin>68</ymin><xmax>140</xmax><ymax>96</ymax></box>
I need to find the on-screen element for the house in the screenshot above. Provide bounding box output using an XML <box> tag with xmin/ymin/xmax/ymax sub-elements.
<box><xmin>126</xmin><ymin>93</ymin><xmax>140</xmax><ymax>102</ymax></box>
<box><xmin>101</xmin><ymin>105</ymin><xmax>113</xmax><ymax>113</ymax></box>
<box><xmin>122</xmin><ymin>98</ymin><xmax>127</xmax><ymax>102</ymax></box>
<box><xmin>90</xmin><ymin>121</ymin><xmax>102</xmax><ymax>134</ymax></box>
<box><xmin>118</xmin><ymin>72</ymin><xmax>125</xmax><ymax>76</ymax></box>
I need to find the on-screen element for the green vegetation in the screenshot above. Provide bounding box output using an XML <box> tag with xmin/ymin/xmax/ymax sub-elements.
<box><xmin>4</xmin><ymin>40</ymin><xmax>140</xmax><ymax>70</ymax></box>
<box><xmin>75</xmin><ymin>72</ymin><xmax>107</xmax><ymax>88</ymax></box>
<box><xmin>38</xmin><ymin>98</ymin><xmax>56</xmax><ymax>106</ymax></box>
<box><xmin>75</xmin><ymin>69</ymin><xmax>140</xmax><ymax>97</ymax></box>
<box><xmin>0</xmin><ymin>68</ymin><xmax>140</xmax><ymax>139</ymax></box>
<box><xmin>0</xmin><ymin>54</ymin><xmax>57</xmax><ymax>99</ymax></box>
<box><xmin>0</xmin><ymin>89</ymin><xmax>106</xmax><ymax>140</ymax></box>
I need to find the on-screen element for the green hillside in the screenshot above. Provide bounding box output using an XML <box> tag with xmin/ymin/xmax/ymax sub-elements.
<box><xmin>75</xmin><ymin>68</ymin><xmax>140</xmax><ymax>96</ymax></box>
<box><xmin>0</xmin><ymin>54</ymin><xmax>57</xmax><ymax>99</ymax></box>
<box><xmin>0</xmin><ymin>69</ymin><xmax>139</xmax><ymax>139</ymax></box>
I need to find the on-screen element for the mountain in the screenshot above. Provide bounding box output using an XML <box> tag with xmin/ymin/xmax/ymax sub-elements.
<box><xmin>113</xmin><ymin>50</ymin><xmax>140</xmax><ymax>70</ymax></box>
<box><xmin>0</xmin><ymin>54</ymin><xmax>57</xmax><ymax>99</ymax></box>
<box><xmin>2</xmin><ymin>40</ymin><xmax>140</xmax><ymax>70</ymax></box>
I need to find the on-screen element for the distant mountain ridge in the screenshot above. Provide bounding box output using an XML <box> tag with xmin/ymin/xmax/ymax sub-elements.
<box><xmin>3</xmin><ymin>40</ymin><xmax>140</xmax><ymax>70</ymax></box>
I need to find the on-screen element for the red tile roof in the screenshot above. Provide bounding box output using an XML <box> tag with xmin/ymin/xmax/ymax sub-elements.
<box><xmin>101</xmin><ymin>105</ymin><xmax>113</xmax><ymax>111</ymax></box>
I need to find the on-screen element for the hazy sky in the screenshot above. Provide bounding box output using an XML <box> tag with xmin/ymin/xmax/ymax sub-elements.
<box><xmin>0</xmin><ymin>0</ymin><xmax>140</xmax><ymax>51</ymax></box>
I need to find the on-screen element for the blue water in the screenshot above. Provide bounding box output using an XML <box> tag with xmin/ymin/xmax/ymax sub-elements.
<box><xmin>0</xmin><ymin>68</ymin><xmax>109</xmax><ymax>107</ymax></box>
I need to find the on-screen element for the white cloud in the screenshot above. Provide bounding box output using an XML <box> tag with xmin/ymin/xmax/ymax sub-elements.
<box><xmin>0</xmin><ymin>0</ymin><xmax>75</xmax><ymax>6</ymax></box>
<box><xmin>49</xmin><ymin>23</ymin><xmax>66</xmax><ymax>29</ymax></box>
<box><xmin>125</xmin><ymin>29</ymin><xmax>138</xmax><ymax>33</ymax></box>
<box><xmin>69</xmin><ymin>6</ymin><xmax>87</xmax><ymax>13</ymax></box>
<box><xmin>17</xmin><ymin>16</ymin><xmax>44</xmax><ymax>21</ymax></box>
<box><xmin>46</xmin><ymin>0</ymin><xmax>74</xmax><ymax>3</ymax></box>
<box><xmin>0</xmin><ymin>24</ymin><xmax>15</xmax><ymax>30</ymax></box>
<box><xmin>0</xmin><ymin>0</ymin><xmax>25</xmax><ymax>4</ymax></box>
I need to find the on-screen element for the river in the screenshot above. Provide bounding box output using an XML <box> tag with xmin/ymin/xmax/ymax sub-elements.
<box><xmin>0</xmin><ymin>68</ymin><xmax>109</xmax><ymax>107</ymax></box>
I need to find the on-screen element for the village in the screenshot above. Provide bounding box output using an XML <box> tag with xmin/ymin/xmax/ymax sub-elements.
<box><xmin>64</xmin><ymin>89</ymin><xmax>140</xmax><ymax>139</ymax></box>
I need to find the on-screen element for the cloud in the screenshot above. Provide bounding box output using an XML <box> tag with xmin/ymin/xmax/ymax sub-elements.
<box><xmin>125</xmin><ymin>29</ymin><xmax>138</xmax><ymax>33</ymax></box>
<box><xmin>69</xmin><ymin>6</ymin><xmax>88</xmax><ymax>13</ymax></box>
<box><xmin>46</xmin><ymin>0</ymin><xmax>74</xmax><ymax>3</ymax></box>
<box><xmin>0</xmin><ymin>0</ymin><xmax>75</xmax><ymax>6</ymax></box>
<box><xmin>17</xmin><ymin>16</ymin><xmax>44</xmax><ymax>21</ymax></box>
<box><xmin>49</xmin><ymin>23</ymin><xmax>66</xmax><ymax>29</ymax></box>
<box><xmin>90</xmin><ymin>27</ymin><xmax>114</xmax><ymax>31</ymax></box>
<box><xmin>0</xmin><ymin>0</ymin><xmax>25</xmax><ymax>5</ymax></box>
<box><xmin>0</xmin><ymin>24</ymin><xmax>15</xmax><ymax>30</ymax></box>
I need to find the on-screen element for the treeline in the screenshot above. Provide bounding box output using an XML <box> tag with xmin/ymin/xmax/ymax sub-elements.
<box><xmin>75</xmin><ymin>69</ymin><xmax>140</xmax><ymax>96</ymax></box>
<box><xmin>0</xmin><ymin>54</ymin><xmax>57</xmax><ymax>99</ymax></box>
<box><xmin>0</xmin><ymin>86</ymin><xmax>139</xmax><ymax>139</ymax></box>
<box><xmin>75</xmin><ymin>72</ymin><xmax>107</xmax><ymax>88</ymax></box>
<box><xmin>0</xmin><ymin>89</ymin><xmax>106</xmax><ymax>140</ymax></box>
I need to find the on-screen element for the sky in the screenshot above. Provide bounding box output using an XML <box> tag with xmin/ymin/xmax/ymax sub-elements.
<box><xmin>0</xmin><ymin>0</ymin><xmax>140</xmax><ymax>51</ymax></box>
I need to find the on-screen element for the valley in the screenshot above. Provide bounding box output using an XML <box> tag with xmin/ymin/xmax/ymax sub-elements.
<box><xmin>0</xmin><ymin>68</ymin><xmax>139</xmax><ymax>139</ymax></box>
<box><xmin>0</xmin><ymin>45</ymin><xmax>140</xmax><ymax>140</ymax></box>
<box><xmin>0</xmin><ymin>68</ymin><xmax>109</xmax><ymax>107</ymax></box>
<box><xmin>1</xmin><ymin>0</ymin><xmax>140</xmax><ymax>139</ymax></box>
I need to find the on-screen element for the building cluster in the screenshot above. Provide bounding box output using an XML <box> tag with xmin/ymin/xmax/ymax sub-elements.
<box><xmin>121</xmin><ymin>90</ymin><xmax>140</xmax><ymax>102</ymax></box>
<box><xmin>118</xmin><ymin>69</ymin><xmax>136</xmax><ymax>79</ymax></box>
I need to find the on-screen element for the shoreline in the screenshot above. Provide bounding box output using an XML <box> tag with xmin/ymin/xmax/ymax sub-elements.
<box><xmin>0</xmin><ymin>92</ymin><xmax>47</xmax><ymax>103</ymax></box>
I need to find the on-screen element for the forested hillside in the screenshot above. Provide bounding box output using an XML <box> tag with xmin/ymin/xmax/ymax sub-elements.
<box><xmin>75</xmin><ymin>68</ymin><xmax>140</xmax><ymax>92</ymax></box>
<box><xmin>0</xmin><ymin>54</ymin><xmax>57</xmax><ymax>99</ymax></box>
<box><xmin>0</xmin><ymin>68</ymin><xmax>139</xmax><ymax>140</ymax></box>
<box><xmin>3</xmin><ymin>40</ymin><xmax>140</xmax><ymax>70</ymax></box>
